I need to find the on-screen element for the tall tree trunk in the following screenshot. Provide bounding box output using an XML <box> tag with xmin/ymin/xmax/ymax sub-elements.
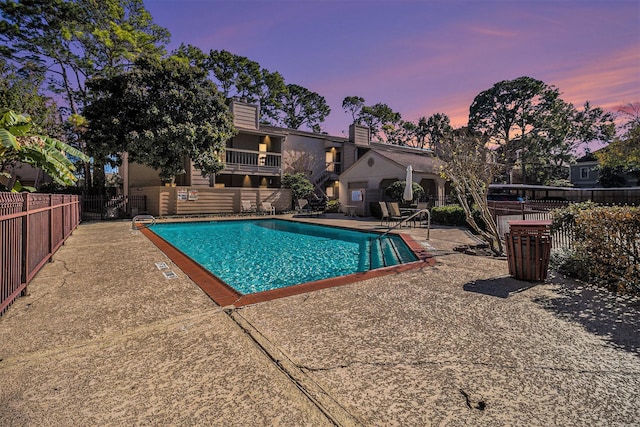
<box><xmin>58</xmin><ymin>58</ymin><xmax>92</xmax><ymax>192</ymax></box>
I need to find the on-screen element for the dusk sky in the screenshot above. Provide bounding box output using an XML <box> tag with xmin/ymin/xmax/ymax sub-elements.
<box><xmin>145</xmin><ymin>0</ymin><xmax>640</xmax><ymax>138</ymax></box>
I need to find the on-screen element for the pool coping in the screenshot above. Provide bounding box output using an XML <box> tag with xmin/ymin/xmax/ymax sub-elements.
<box><xmin>139</xmin><ymin>219</ymin><xmax>435</xmax><ymax>308</ymax></box>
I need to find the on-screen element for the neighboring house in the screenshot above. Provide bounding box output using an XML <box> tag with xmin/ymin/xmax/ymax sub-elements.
<box><xmin>570</xmin><ymin>148</ymin><xmax>638</xmax><ymax>188</ymax></box>
<box><xmin>0</xmin><ymin>162</ymin><xmax>53</xmax><ymax>190</ymax></box>
<box><xmin>338</xmin><ymin>143</ymin><xmax>449</xmax><ymax>216</ymax></box>
<box><xmin>570</xmin><ymin>152</ymin><xmax>600</xmax><ymax>188</ymax></box>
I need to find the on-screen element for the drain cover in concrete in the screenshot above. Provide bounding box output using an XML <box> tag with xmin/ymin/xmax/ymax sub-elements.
<box><xmin>162</xmin><ymin>271</ymin><xmax>178</xmax><ymax>279</ymax></box>
<box><xmin>155</xmin><ymin>262</ymin><xmax>169</xmax><ymax>270</ymax></box>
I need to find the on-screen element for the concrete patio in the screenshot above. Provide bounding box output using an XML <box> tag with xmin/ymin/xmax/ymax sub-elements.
<box><xmin>1</xmin><ymin>215</ymin><xmax>639</xmax><ymax>426</ymax></box>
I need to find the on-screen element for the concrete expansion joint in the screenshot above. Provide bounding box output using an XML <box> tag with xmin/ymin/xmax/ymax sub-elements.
<box><xmin>229</xmin><ymin>310</ymin><xmax>364</xmax><ymax>427</ymax></box>
<box><xmin>300</xmin><ymin>358</ymin><xmax>640</xmax><ymax>376</ymax></box>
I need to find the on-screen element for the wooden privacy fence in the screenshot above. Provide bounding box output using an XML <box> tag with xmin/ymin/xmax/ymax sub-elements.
<box><xmin>1</xmin><ymin>193</ymin><xmax>80</xmax><ymax>314</ymax></box>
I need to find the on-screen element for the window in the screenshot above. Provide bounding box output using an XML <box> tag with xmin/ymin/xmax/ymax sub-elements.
<box><xmin>580</xmin><ymin>167</ymin><xmax>589</xmax><ymax>180</ymax></box>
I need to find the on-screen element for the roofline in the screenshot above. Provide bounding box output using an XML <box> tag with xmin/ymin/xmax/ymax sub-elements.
<box><xmin>259</xmin><ymin>124</ymin><xmax>349</xmax><ymax>142</ymax></box>
<box><xmin>369</xmin><ymin>141</ymin><xmax>435</xmax><ymax>156</ymax></box>
<box><xmin>235</xmin><ymin>126</ymin><xmax>288</xmax><ymax>138</ymax></box>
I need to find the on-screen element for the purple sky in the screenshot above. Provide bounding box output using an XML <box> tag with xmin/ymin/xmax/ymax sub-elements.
<box><xmin>145</xmin><ymin>0</ymin><xmax>640</xmax><ymax>138</ymax></box>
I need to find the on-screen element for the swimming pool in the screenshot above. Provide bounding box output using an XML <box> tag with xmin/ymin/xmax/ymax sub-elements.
<box><xmin>149</xmin><ymin>219</ymin><xmax>417</xmax><ymax>295</ymax></box>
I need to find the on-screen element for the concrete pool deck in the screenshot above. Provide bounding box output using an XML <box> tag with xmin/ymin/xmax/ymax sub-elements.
<box><xmin>1</xmin><ymin>215</ymin><xmax>639</xmax><ymax>425</ymax></box>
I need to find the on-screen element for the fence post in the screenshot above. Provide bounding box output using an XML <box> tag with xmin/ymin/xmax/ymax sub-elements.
<box><xmin>21</xmin><ymin>193</ymin><xmax>29</xmax><ymax>295</ymax></box>
<box><xmin>49</xmin><ymin>194</ymin><xmax>54</xmax><ymax>256</ymax></box>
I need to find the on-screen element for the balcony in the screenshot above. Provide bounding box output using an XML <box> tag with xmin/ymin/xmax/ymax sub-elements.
<box><xmin>223</xmin><ymin>148</ymin><xmax>282</xmax><ymax>176</ymax></box>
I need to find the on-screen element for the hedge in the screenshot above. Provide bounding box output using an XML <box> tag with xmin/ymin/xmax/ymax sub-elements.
<box><xmin>552</xmin><ymin>203</ymin><xmax>639</xmax><ymax>293</ymax></box>
<box><xmin>431</xmin><ymin>205</ymin><xmax>486</xmax><ymax>229</ymax></box>
<box><xmin>431</xmin><ymin>205</ymin><xmax>467</xmax><ymax>226</ymax></box>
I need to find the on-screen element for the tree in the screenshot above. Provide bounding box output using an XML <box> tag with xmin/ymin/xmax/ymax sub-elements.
<box><xmin>1</xmin><ymin>109</ymin><xmax>88</xmax><ymax>191</ymax></box>
<box><xmin>469</xmin><ymin>76</ymin><xmax>557</xmax><ymax>183</ymax></box>
<box><xmin>0</xmin><ymin>58</ymin><xmax>62</xmax><ymax>137</ymax></box>
<box><xmin>411</xmin><ymin>117</ymin><xmax>430</xmax><ymax>149</ymax></box>
<box><xmin>257</xmin><ymin>68</ymin><xmax>287</xmax><ymax>124</ymax></box>
<box><xmin>84</xmin><ymin>55</ymin><xmax>236</xmax><ymax>183</ymax></box>
<box><xmin>277</xmin><ymin>84</ymin><xmax>330</xmax><ymax>133</ymax></box>
<box><xmin>205</xmin><ymin>49</ymin><xmax>260</xmax><ymax>100</ymax></box>
<box><xmin>341</xmin><ymin>96</ymin><xmax>402</xmax><ymax>142</ymax></box>
<box><xmin>0</xmin><ymin>0</ymin><xmax>170</xmax><ymax>191</ymax></box>
<box><xmin>283</xmin><ymin>150</ymin><xmax>317</xmax><ymax>175</ymax></box>
<box><xmin>468</xmin><ymin>76</ymin><xmax>614</xmax><ymax>185</ymax></box>
<box><xmin>0</xmin><ymin>0</ymin><xmax>169</xmax><ymax>112</ymax></box>
<box><xmin>424</xmin><ymin>113</ymin><xmax>453</xmax><ymax>153</ymax></box>
<box><xmin>358</xmin><ymin>102</ymin><xmax>401</xmax><ymax>141</ymax></box>
<box><xmin>184</xmin><ymin>47</ymin><xmax>288</xmax><ymax>125</ymax></box>
<box><xmin>342</xmin><ymin>96</ymin><xmax>365</xmax><ymax>123</ymax></box>
<box><xmin>281</xmin><ymin>173</ymin><xmax>314</xmax><ymax>201</ymax></box>
<box><xmin>436</xmin><ymin>128</ymin><xmax>504</xmax><ymax>255</ymax></box>
<box><xmin>596</xmin><ymin>102</ymin><xmax>640</xmax><ymax>181</ymax></box>
<box><xmin>532</xmin><ymin>101</ymin><xmax>614</xmax><ymax>184</ymax></box>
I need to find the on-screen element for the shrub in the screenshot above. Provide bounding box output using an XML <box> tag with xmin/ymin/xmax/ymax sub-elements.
<box><xmin>549</xmin><ymin>247</ymin><xmax>591</xmax><ymax>281</ymax></box>
<box><xmin>370</xmin><ymin>202</ymin><xmax>383</xmax><ymax>219</ymax></box>
<box><xmin>431</xmin><ymin>204</ymin><xmax>487</xmax><ymax>230</ymax></box>
<box><xmin>326</xmin><ymin>200</ymin><xmax>340</xmax><ymax>213</ymax></box>
<box><xmin>281</xmin><ymin>173</ymin><xmax>314</xmax><ymax>200</ymax></box>
<box><xmin>431</xmin><ymin>205</ymin><xmax>467</xmax><ymax>226</ymax></box>
<box><xmin>551</xmin><ymin>201</ymin><xmax>599</xmax><ymax>235</ymax></box>
<box><xmin>551</xmin><ymin>203</ymin><xmax>640</xmax><ymax>293</ymax></box>
<box><xmin>575</xmin><ymin>206</ymin><xmax>640</xmax><ymax>293</ymax></box>
<box><xmin>384</xmin><ymin>181</ymin><xmax>424</xmax><ymax>205</ymax></box>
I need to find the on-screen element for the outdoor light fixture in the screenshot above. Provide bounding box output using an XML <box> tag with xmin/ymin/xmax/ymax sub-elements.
<box><xmin>258</xmin><ymin>143</ymin><xmax>267</xmax><ymax>166</ymax></box>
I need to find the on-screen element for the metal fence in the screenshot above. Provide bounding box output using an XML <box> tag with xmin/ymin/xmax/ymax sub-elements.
<box><xmin>81</xmin><ymin>195</ymin><xmax>147</xmax><ymax>221</ymax></box>
<box><xmin>488</xmin><ymin>200</ymin><xmax>573</xmax><ymax>249</ymax></box>
<box><xmin>1</xmin><ymin>193</ymin><xmax>80</xmax><ymax>314</ymax></box>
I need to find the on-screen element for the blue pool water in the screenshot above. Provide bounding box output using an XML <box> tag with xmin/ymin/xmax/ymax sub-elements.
<box><xmin>150</xmin><ymin>219</ymin><xmax>417</xmax><ymax>295</ymax></box>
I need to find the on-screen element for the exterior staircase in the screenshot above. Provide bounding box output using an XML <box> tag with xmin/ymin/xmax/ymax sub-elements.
<box><xmin>311</xmin><ymin>164</ymin><xmax>339</xmax><ymax>197</ymax></box>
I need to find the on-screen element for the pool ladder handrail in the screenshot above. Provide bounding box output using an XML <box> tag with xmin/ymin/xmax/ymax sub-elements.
<box><xmin>131</xmin><ymin>214</ymin><xmax>156</xmax><ymax>230</ymax></box>
<box><xmin>376</xmin><ymin>208</ymin><xmax>430</xmax><ymax>240</ymax></box>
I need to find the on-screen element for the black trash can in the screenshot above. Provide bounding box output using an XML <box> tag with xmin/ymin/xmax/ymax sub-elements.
<box><xmin>505</xmin><ymin>220</ymin><xmax>552</xmax><ymax>281</ymax></box>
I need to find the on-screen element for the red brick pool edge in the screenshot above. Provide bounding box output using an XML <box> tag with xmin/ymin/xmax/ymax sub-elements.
<box><xmin>140</xmin><ymin>225</ymin><xmax>435</xmax><ymax>308</ymax></box>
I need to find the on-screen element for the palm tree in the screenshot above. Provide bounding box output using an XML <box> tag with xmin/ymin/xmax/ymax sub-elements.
<box><xmin>0</xmin><ymin>109</ymin><xmax>89</xmax><ymax>191</ymax></box>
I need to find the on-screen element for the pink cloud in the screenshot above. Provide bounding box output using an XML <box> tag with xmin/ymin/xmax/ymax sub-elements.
<box><xmin>468</xmin><ymin>26</ymin><xmax>518</xmax><ymax>38</ymax></box>
<box><xmin>548</xmin><ymin>46</ymin><xmax>640</xmax><ymax>111</ymax></box>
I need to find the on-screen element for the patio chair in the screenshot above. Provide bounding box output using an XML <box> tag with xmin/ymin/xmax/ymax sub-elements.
<box><xmin>308</xmin><ymin>195</ymin><xmax>327</xmax><ymax>217</ymax></box>
<box><xmin>415</xmin><ymin>202</ymin><xmax>428</xmax><ymax>225</ymax></box>
<box><xmin>297</xmin><ymin>199</ymin><xmax>312</xmax><ymax>216</ymax></box>
<box><xmin>387</xmin><ymin>202</ymin><xmax>409</xmax><ymax>226</ymax></box>
<box><xmin>241</xmin><ymin>200</ymin><xmax>256</xmax><ymax>215</ymax></box>
<box><xmin>378</xmin><ymin>201</ymin><xmax>392</xmax><ymax>226</ymax></box>
<box><xmin>261</xmin><ymin>201</ymin><xmax>276</xmax><ymax>215</ymax></box>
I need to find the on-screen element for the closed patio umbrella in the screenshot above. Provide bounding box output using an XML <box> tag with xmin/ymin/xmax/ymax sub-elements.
<box><xmin>403</xmin><ymin>165</ymin><xmax>413</xmax><ymax>202</ymax></box>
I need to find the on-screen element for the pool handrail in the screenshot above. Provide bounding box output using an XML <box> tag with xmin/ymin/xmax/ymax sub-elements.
<box><xmin>376</xmin><ymin>208</ymin><xmax>430</xmax><ymax>240</ymax></box>
<box><xmin>132</xmin><ymin>214</ymin><xmax>156</xmax><ymax>230</ymax></box>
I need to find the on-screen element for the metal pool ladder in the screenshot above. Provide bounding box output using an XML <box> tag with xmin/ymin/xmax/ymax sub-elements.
<box><xmin>131</xmin><ymin>214</ymin><xmax>156</xmax><ymax>230</ymax></box>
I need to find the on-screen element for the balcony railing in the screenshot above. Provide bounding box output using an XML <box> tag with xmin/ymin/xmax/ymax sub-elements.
<box><xmin>225</xmin><ymin>148</ymin><xmax>281</xmax><ymax>169</ymax></box>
